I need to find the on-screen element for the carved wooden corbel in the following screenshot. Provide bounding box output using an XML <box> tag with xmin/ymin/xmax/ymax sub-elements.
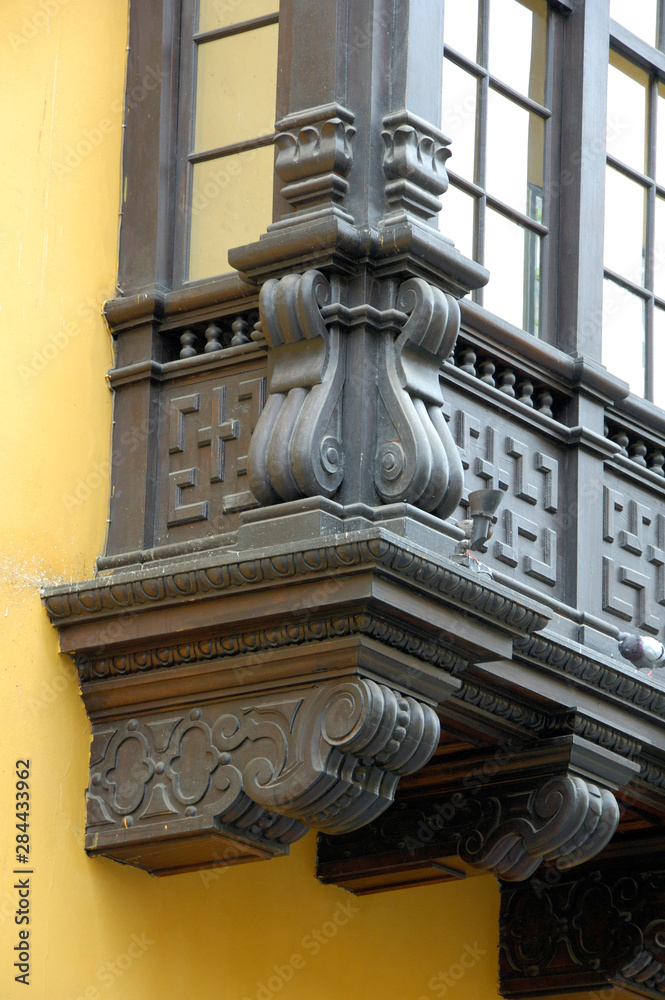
<box><xmin>375</xmin><ymin>276</ymin><xmax>464</xmax><ymax>518</ymax></box>
<box><xmin>83</xmin><ymin>677</ymin><xmax>442</xmax><ymax>875</ymax></box>
<box><xmin>500</xmin><ymin>865</ymin><xmax>665</xmax><ymax>998</ymax></box>
<box><xmin>317</xmin><ymin>736</ymin><xmax>638</xmax><ymax>893</ymax></box>
<box><xmin>459</xmin><ymin>775</ymin><xmax>619</xmax><ymax>880</ymax></box>
<box><xmin>247</xmin><ymin>269</ymin><xmax>345</xmax><ymax>503</ymax></box>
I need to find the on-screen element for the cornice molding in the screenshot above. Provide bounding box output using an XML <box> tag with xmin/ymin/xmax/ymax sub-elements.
<box><xmin>77</xmin><ymin>610</ymin><xmax>470</xmax><ymax>683</ymax></box>
<box><xmin>514</xmin><ymin>631</ymin><xmax>665</xmax><ymax>720</ymax></box>
<box><xmin>454</xmin><ymin>681</ymin><xmax>549</xmax><ymax>734</ymax></box>
<box><xmin>43</xmin><ymin>528</ymin><xmax>550</xmax><ymax>637</ymax></box>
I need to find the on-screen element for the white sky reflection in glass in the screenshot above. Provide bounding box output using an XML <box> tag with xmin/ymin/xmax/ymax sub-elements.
<box><xmin>609</xmin><ymin>0</ymin><xmax>658</xmax><ymax>47</ymax></box>
<box><xmin>443</xmin><ymin>0</ymin><xmax>479</xmax><ymax>62</ymax></box>
<box><xmin>441</xmin><ymin>184</ymin><xmax>475</xmax><ymax>261</ymax></box>
<box><xmin>604</xmin><ymin>167</ymin><xmax>646</xmax><ymax>283</ymax></box>
<box><xmin>441</xmin><ymin>60</ymin><xmax>477</xmax><ymax>181</ymax></box>
<box><xmin>606</xmin><ymin>52</ymin><xmax>647</xmax><ymax>173</ymax></box>
<box><xmin>603</xmin><ymin>279</ymin><xmax>645</xmax><ymax>398</ymax></box>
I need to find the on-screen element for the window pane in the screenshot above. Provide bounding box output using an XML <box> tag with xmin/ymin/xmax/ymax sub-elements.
<box><xmin>654</xmin><ymin>307</ymin><xmax>665</xmax><ymax>409</ymax></box>
<box><xmin>441</xmin><ymin>59</ymin><xmax>477</xmax><ymax>180</ymax></box>
<box><xmin>604</xmin><ymin>166</ymin><xmax>646</xmax><ymax>285</ymax></box>
<box><xmin>189</xmin><ymin>146</ymin><xmax>274</xmax><ymax>281</ymax></box>
<box><xmin>443</xmin><ymin>0</ymin><xmax>479</xmax><ymax>62</ymax></box>
<box><xmin>198</xmin><ymin>0</ymin><xmax>278</xmax><ymax>33</ymax></box>
<box><xmin>655</xmin><ymin>196</ymin><xmax>665</xmax><ymax>300</ymax></box>
<box><xmin>486</xmin><ymin>88</ymin><xmax>544</xmax><ymax>220</ymax></box>
<box><xmin>194</xmin><ymin>24</ymin><xmax>278</xmax><ymax>152</ymax></box>
<box><xmin>488</xmin><ymin>0</ymin><xmax>547</xmax><ymax>104</ymax></box>
<box><xmin>440</xmin><ymin>183</ymin><xmax>475</xmax><ymax>260</ymax></box>
<box><xmin>484</xmin><ymin>208</ymin><xmax>540</xmax><ymax>333</ymax></box>
<box><xmin>609</xmin><ymin>0</ymin><xmax>658</xmax><ymax>48</ymax></box>
<box><xmin>602</xmin><ymin>278</ymin><xmax>646</xmax><ymax>397</ymax></box>
<box><xmin>607</xmin><ymin>51</ymin><xmax>648</xmax><ymax>174</ymax></box>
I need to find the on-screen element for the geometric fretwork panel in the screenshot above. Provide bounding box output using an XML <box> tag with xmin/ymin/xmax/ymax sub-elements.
<box><xmin>154</xmin><ymin>358</ymin><xmax>267</xmax><ymax>545</ymax></box>
<box><xmin>602</xmin><ymin>472</ymin><xmax>665</xmax><ymax>639</ymax></box>
<box><xmin>447</xmin><ymin>387</ymin><xmax>563</xmax><ymax>599</ymax></box>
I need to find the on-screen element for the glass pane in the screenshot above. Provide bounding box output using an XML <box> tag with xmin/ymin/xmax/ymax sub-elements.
<box><xmin>602</xmin><ymin>278</ymin><xmax>646</xmax><ymax>397</ymax></box>
<box><xmin>655</xmin><ymin>196</ymin><xmax>665</xmax><ymax>299</ymax></box>
<box><xmin>441</xmin><ymin>59</ymin><xmax>477</xmax><ymax>180</ymax></box>
<box><xmin>440</xmin><ymin>183</ymin><xmax>476</xmax><ymax>260</ymax></box>
<box><xmin>654</xmin><ymin>307</ymin><xmax>665</xmax><ymax>409</ymax></box>
<box><xmin>488</xmin><ymin>0</ymin><xmax>547</xmax><ymax>104</ymax></box>
<box><xmin>198</xmin><ymin>0</ymin><xmax>278</xmax><ymax>33</ymax></box>
<box><xmin>443</xmin><ymin>0</ymin><xmax>479</xmax><ymax>62</ymax></box>
<box><xmin>486</xmin><ymin>88</ymin><xmax>544</xmax><ymax>220</ymax></box>
<box><xmin>194</xmin><ymin>23</ymin><xmax>278</xmax><ymax>152</ymax></box>
<box><xmin>609</xmin><ymin>0</ymin><xmax>658</xmax><ymax>47</ymax></box>
<box><xmin>657</xmin><ymin>82</ymin><xmax>665</xmax><ymax>186</ymax></box>
<box><xmin>189</xmin><ymin>146</ymin><xmax>274</xmax><ymax>281</ymax></box>
<box><xmin>484</xmin><ymin>208</ymin><xmax>540</xmax><ymax>334</ymax></box>
<box><xmin>607</xmin><ymin>51</ymin><xmax>648</xmax><ymax>174</ymax></box>
<box><xmin>604</xmin><ymin>166</ymin><xmax>646</xmax><ymax>284</ymax></box>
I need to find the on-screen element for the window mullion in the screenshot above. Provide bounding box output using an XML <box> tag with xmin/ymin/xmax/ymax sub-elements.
<box><xmin>538</xmin><ymin>4</ymin><xmax>558</xmax><ymax>342</ymax></box>
<box><xmin>646</xmin><ymin>77</ymin><xmax>658</xmax><ymax>399</ymax></box>
<box><xmin>175</xmin><ymin>0</ymin><xmax>199</xmax><ymax>288</ymax></box>
<box><xmin>474</xmin><ymin>0</ymin><xmax>490</xmax><ymax>307</ymax></box>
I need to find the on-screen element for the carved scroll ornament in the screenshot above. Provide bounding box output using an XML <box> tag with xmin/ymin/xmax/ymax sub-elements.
<box><xmin>86</xmin><ymin>678</ymin><xmax>441</xmax><ymax>866</ymax></box>
<box><xmin>461</xmin><ymin>775</ymin><xmax>619</xmax><ymax>880</ymax></box>
<box><xmin>375</xmin><ymin>276</ymin><xmax>464</xmax><ymax>518</ymax></box>
<box><xmin>247</xmin><ymin>270</ymin><xmax>345</xmax><ymax>504</ymax></box>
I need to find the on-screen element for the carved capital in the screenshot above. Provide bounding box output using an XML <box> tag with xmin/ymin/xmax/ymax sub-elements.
<box><xmin>271</xmin><ymin>103</ymin><xmax>356</xmax><ymax>229</ymax></box>
<box><xmin>381</xmin><ymin>111</ymin><xmax>451</xmax><ymax>226</ymax></box>
<box><xmin>247</xmin><ymin>269</ymin><xmax>345</xmax><ymax>504</ymax></box>
<box><xmin>85</xmin><ymin>679</ymin><xmax>440</xmax><ymax>873</ymax></box>
<box><xmin>375</xmin><ymin>276</ymin><xmax>463</xmax><ymax>518</ymax></box>
<box><xmin>501</xmin><ymin>867</ymin><xmax>665</xmax><ymax>998</ymax></box>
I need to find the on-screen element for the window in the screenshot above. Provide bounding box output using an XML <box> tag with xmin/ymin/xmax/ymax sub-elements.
<box><xmin>178</xmin><ymin>0</ymin><xmax>279</xmax><ymax>284</ymax></box>
<box><xmin>603</xmin><ymin>11</ymin><xmax>665</xmax><ymax>407</ymax></box>
<box><xmin>441</xmin><ymin>0</ymin><xmax>550</xmax><ymax>336</ymax></box>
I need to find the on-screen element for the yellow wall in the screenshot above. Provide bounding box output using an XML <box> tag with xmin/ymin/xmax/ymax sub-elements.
<box><xmin>0</xmin><ymin>2</ymin><xmax>502</xmax><ymax>998</ymax></box>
